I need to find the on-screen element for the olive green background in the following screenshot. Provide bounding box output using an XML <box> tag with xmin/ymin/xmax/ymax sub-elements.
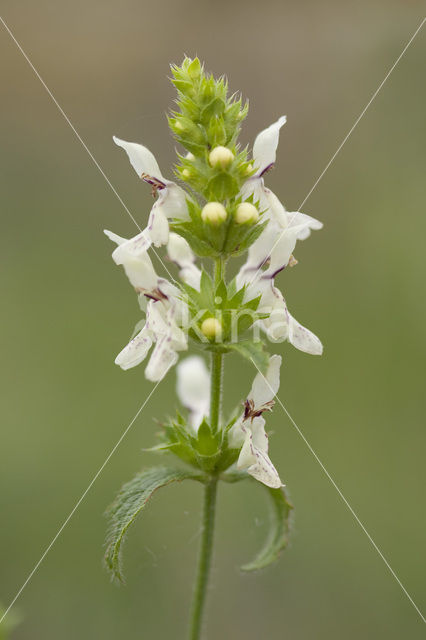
<box><xmin>1</xmin><ymin>1</ymin><xmax>425</xmax><ymax>638</ymax></box>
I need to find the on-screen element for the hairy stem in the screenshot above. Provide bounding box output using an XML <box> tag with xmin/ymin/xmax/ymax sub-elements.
<box><xmin>187</xmin><ymin>256</ymin><xmax>225</xmax><ymax>639</ymax></box>
<box><xmin>214</xmin><ymin>256</ymin><xmax>226</xmax><ymax>286</ymax></box>
<box><xmin>188</xmin><ymin>477</ymin><xmax>218</xmax><ymax>640</ymax></box>
<box><xmin>209</xmin><ymin>352</ymin><xmax>223</xmax><ymax>434</ymax></box>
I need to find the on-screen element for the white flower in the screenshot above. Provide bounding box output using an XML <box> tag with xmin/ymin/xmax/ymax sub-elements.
<box><xmin>104</xmin><ymin>228</ymin><xmax>176</xmax><ymax>300</ymax></box>
<box><xmin>167</xmin><ymin>232</ymin><xmax>201</xmax><ymax>290</ymax></box>
<box><xmin>229</xmin><ymin>355</ymin><xmax>283</xmax><ymax>489</ymax></box>
<box><xmin>239</xmin><ymin>117</ymin><xmax>322</xmax><ymax>275</ymax></box>
<box><xmin>237</xmin><ymin>416</ymin><xmax>281</xmax><ymax>488</ymax></box>
<box><xmin>115</xmin><ymin>298</ymin><xmax>188</xmax><ymax>382</ymax></box>
<box><xmin>105</xmin><ymin>229</ymin><xmax>190</xmax><ymax>381</ymax></box>
<box><xmin>113</xmin><ymin>136</ymin><xmax>189</xmax><ymax>247</ymax></box>
<box><xmin>176</xmin><ymin>356</ymin><xmax>210</xmax><ymax>432</ymax></box>
<box><xmin>239</xmin><ymin>272</ymin><xmax>323</xmax><ymax>355</ymax></box>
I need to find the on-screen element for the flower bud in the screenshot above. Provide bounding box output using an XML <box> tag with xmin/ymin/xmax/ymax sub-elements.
<box><xmin>209</xmin><ymin>146</ymin><xmax>234</xmax><ymax>169</ymax></box>
<box><xmin>201</xmin><ymin>317</ymin><xmax>222</xmax><ymax>339</ymax></box>
<box><xmin>235</xmin><ymin>202</ymin><xmax>259</xmax><ymax>224</ymax></box>
<box><xmin>201</xmin><ymin>202</ymin><xmax>227</xmax><ymax>225</ymax></box>
<box><xmin>182</xmin><ymin>169</ymin><xmax>191</xmax><ymax>178</ymax></box>
<box><xmin>185</xmin><ymin>152</ymin><xmax>195</xmax><ymax>161</ymax></box>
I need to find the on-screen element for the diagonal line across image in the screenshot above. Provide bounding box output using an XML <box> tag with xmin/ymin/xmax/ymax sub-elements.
<box><xmin>1</xmin><ymin>11</ymin><xmax>424</xmax><ymax>630</ymax></box>
<box><xmin>249</xmin><ymin>358</ymin><xmax>426</xmax><ymax>624</ymax></box>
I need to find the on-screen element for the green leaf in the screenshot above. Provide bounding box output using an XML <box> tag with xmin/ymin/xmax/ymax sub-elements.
<box><xmin>207</xmin><ymin>172</ymin><xmax>239</xmax><ymax>201</ymax></box>
<box><xmin>227</xmin><ymin>340</ymin><xmax>270</xmax><ymax>374</ymax></box>
<box><xmin>195</xmin><ymin>420</ymin><xmax>218</xmax><ymax>455</ymax></box>
<box><xmin>221</xmin><ymin>471</ymin><xmax>293</xmax><ymax>571</ymax></box>
<box><xmin>104</xmin><ymin>466</ymin><xmax>204</xmax><ymax>582</ymax></box>
<box><xmin>242</xmin><ymin>483</ymin><xmax>293</xmax><ymax>571</ymax></box>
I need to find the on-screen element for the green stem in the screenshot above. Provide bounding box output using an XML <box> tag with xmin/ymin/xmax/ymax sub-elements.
<box><xmin>188</xmin><ymin>477</ymin><xmax>218</xmax><ymax>640</ymax></box>
<box><xmin>187</xmin><ymin>256</ymin><xmax>225</xmax><ymax>639</ymax></box>
<box><xmin>214</xmin><ymin>256</ymin><xmax>225</xmax><ymax>287</ymax></box>
<box><xmin>209</xmin><ymin>352</ymin><xmax>223</xmax><ymax>433</ymax></box>
<box><xmin>210</xmin><ymin>257</ymin><xmax>225</xmax><ymax>433</ymax></box>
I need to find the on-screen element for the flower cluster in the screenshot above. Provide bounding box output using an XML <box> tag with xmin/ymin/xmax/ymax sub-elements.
<box><xmin>105</xmin><ymin>57</ymin><xmax>323</xmax><ymax>487</ymax></box>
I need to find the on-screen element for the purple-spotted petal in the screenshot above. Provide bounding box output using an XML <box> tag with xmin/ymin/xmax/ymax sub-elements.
<box><xmin>288</xmin><ymin>315</ymin><xmax>323</xmax><ymax>355</ymax></box>
<box><xmin>237</xmin><ymin>416</ymin><xmax>282</xmax><ymax>489</ymax></box>
<box><xmin>115</xmin><ymin>326</ymin><xmax>153</xmax><ymax>370</ymax></box>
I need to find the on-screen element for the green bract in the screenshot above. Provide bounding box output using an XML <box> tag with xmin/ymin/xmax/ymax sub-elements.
<box><xmin>167</xmin><ymin>57</ymin><xmax>263</xmax><ymax>258</ymax></box>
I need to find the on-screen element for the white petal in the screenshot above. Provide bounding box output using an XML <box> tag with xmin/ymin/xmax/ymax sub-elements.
<box><xmin>145</xmin><ymin>338</ymin><xmax>178</xmax><ymax>382</ymax></box>
<box><xmin>249</xmin><ymin>354</ymin><xmax>282</xmax><ymax>408</ymax></box>
<box><xmin>115</xmin><ymin>326</ymin><xmax>153</xmax><ymax>370</ymax></box>
<box><xmin>105</xmin><ymin>229</ymin><xmax>158</xmax><ymax>291</ymax></box>
<box><xmin>287</xmin><ymin>211</ymin><xmax>323</xmax><ymax>240</ymax></box>
<box><xmin>116</xmin><ymin>252</ymin><xmax>158</xmax><ymax>292</ymax></box>
<box><xmin>263</xmin><ymin>186</ymin><xmax>288</xmax><ymax>226</ymax></box>
<box><xmin>146</xmin><ymin>301</ymin><xmax>187</xmax><ymax>351</ymax></box>
<box><xmin>147</xmin><ymin>201</ymin><xmax>170</xmax><ymax>247</ymax></box>
<box><xmin>104</xmin><ymin>229</ymin><xmax>127</xmax><ymax>245</ymax></box>
<box><xmin>228</xmin><ymin>416</ymin><xmax>245</xmax><ymax>449</ymax></box>
<box><xmin>113</xmin><ymin>136</ymin><xmax>165</xmax><ymax>181</ymax></box>
<box><xmin>264</xmin><ymin>225</ymin><xmax>300</xmax><ymax>276</ymax></box>
<box><xmin>176</xmin><ymin>356</ymin><xmax>210</xmax><ymax>431</ymax></box>
<box><xmin>246</xmin><ymin>451</ymin><xmax>282</xmax><ymax>488</ymax></box>
<box><xmin>237</xmin><ymin>223</ymin><xmax>277</xmax><ymax>282</ymax></box>
<box><xmin>145</xmin><ymin>185</ymin><xmax>189</xmax><ymax>248</ymax></box>
<box><xmin>237</xmin><ymin>417</ymin><xmax>282</xmax><ymax>489</ymax></box>
<box><xmin>244</xmin><ymin>279</ymin><xmax>289</xmax><ymax>343</ymax></box>
<box><xmin>106</xmin><ymin>228</ymin><xmax>152</xmax><ymax>259</ymax></box>
<box><xmin>252</xmin><ymin>116</ymin><xmax>287</xmax><ymax>175</ymax></box>
<box><xmin>167</xmin><ymin>232</ymin><xmax>195</xmax><ymax>265</ymax></box>
<box><xmin>167</xmin><ymin>232</ymin><xmax>201</xmax><ymax>290</ymax></box>
<box><xmin>157</xmin><ymin>183</ymin><xmax>189</xmax><ymax>221</ymax></box>
<box><xmin>288</xmin><ymin>314</ymin><xmax>323</xmax><ymax>355</ymax></box>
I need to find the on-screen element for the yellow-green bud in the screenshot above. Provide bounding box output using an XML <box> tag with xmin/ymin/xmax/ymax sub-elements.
<box><xmin>209</xmin><ymin>146</ymin><xmax>234</xmax><ymax>169</ymax></box>
<box><xmin>182</xmin><ymin>168</ymin><xmax>191</xmax><ymax>178</ymax></box>
<box><xmin>235</xmin><ymin>202</ymin><xmax>259</xmax><ymax>224</ymax></box>
<box><xmin>201</xmin><ymin>317</ymin><xmax>222</xmax><ymax>339</ymax></box>
<box><xmin>185</xmin><ymin>152</ymin><xmax>195</xmax><ymax>161</ymax></box>
<box><xmin>245</xmin><ymin>163</ymin><xmax>254</xmax><ymax>175</ymax></box>
<box><xmin>201</xmin><ymin>202</ymin><xmax>227</xmax><ymax>225</ymax></box>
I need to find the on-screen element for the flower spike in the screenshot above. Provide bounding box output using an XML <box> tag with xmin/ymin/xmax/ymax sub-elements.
<box><xmin>104</xmin><ymin>59</ymin><xmax>323</xmax><ymax>624</ymax></box>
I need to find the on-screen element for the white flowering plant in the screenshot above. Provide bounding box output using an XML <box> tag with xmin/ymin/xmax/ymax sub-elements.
<box><xmin>104</xmin><ymin>58</ymin><xmax>322</xmax><ymax>639</ymax></box>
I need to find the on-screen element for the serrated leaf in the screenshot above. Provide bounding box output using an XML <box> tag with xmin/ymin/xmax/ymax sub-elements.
<box><xmin>220</xmin><ymin>471</ymin><xmax>293</xmax><ymax>570</ymax></box>
<box><xmin>241</xmin><ymin>484</ymin><xmax>293</xmax><ymax>571</ymax></box>
<box><xmin>227</xmin><ymin>340</ymin><xmax>270</xmax><ymax>374</ymax></box>
<box><xmin>104</xmin><ymin>467</ymin><xmax>204</xmax><ymax>582</ymax></box>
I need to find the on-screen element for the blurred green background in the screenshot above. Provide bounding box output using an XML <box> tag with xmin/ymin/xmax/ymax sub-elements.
<box><xmin>1</xmin><ymin>1</ymin><xmax>425</xmax><ymax>638</ymax></box>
